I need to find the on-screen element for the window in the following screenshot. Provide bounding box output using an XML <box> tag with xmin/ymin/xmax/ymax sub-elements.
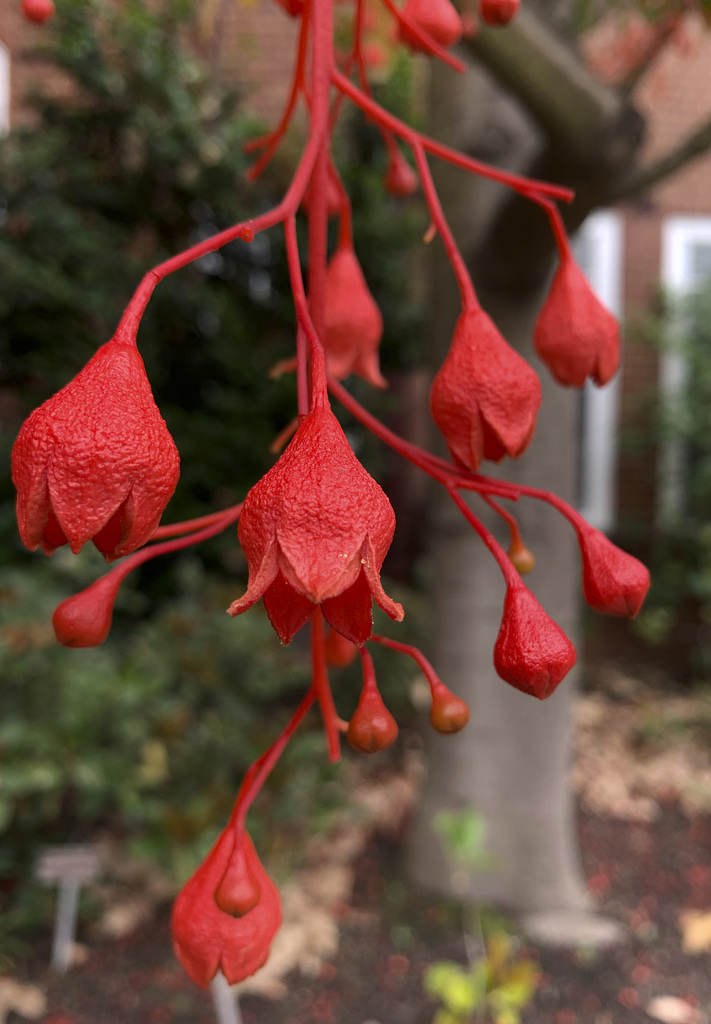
<box><xmin>659</xmin><ymin>217</ymin><xmax>711</xmax><ymax>522</ymax></box>
<box><xmin>572</xmin><ymin>210</ymin><xmax>624</xmax><ymax>532</ymax></box>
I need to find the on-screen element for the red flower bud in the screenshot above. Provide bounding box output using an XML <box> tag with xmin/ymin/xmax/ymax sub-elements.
<box><xmin>324</xmin><ymin>628</ymin><xmax>359</xmax><ymax>667</ymax></box>
<box><xmin>324</xmin><ymin>245</ymin><xmax>386</xmax><ymax>388</ymax></box>
<box><xmin>430</xmin><ymin>681</ymin><xmax>470</xmax><ymax>734</ymax></box>
<box><xmin>172</xmin><ymin>829</ymin><xmax>280</xmax><ymax>988</ymax></box>
<box><xmin>430</xmin><ymin>308</ymin><xmax>541</xmax><ymax>471</ymax></box>
<box><xmin>534</xmin><ymin>257</ymin><xmax>620</xmax><ymax>388</ymax></box>
<box><xmin>272</xmin><ymin>0</ymin><xmax>304</xmax><ymax>15</ymax></box>
<box><xmin>214</xmin><ymin>836</ymin><xmax>262</xmax><ymax>918</ymax></box>
<box><xmin>229</xmin><ymin>401</ymin><xmax>403</xmax><ymax>645</ymax></box>
<box><xmin>22</xmin><ymin>0</ymin><xmax>55</xmax><ymax>23</ymax></box>
<box><xmin>384</xmin><ymin>148</ymin><xmax>418</xmax><ymax>198</ymax></box>
<box><xmin>479</xmin><ymin>0</ymin><xmax>520</xmax><ymax>27</ymax></box>
<box><xmin>347</xmin><ymin>650</ymin><xmax>398</xmax><ymax>752</ymax></box>
<box><xmin>302</xmin><ymin>169</ymin><xmax>342</xmax><ymax>219</ymax></box>
<box><xmin>52</xmin><ymin>571</ymin><xmax>125</xmax><ymax>648</ymax></box>
<box><xmin>508</xmin><ymin>538</ymin><xmax>535</xmax><ymax>576</ymax></box>
<box><xmin>576</xmin><ymin>523</ymin><xmax>650</xmax><ymax>618</ymax></box>
<box><xmin>12</xmin><ymin>332</ymin><xmax>180</xmax><ymax>561</ymax></box>
<box><xmin>398</xmin><ymin>0</ymin><xmax>463</xmax><ymax>51</ymax></box>
<box><xmin>494</xmin><ymin>585</ymin><xmax>577</xmax><ymax>699</ymax></box>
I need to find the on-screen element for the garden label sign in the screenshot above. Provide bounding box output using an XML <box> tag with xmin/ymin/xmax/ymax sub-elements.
<box><xmin>36</xmin><ymin>845</ymin><xmax>100</xmax><ymax>973</ymax></box>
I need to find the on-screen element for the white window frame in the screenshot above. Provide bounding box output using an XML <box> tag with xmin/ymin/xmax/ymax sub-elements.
<box><xmin>0</xmin><ymin>38</ymin><xmax>9</xmax><ymax>135</ymax></box>
<box><xmin>659</xmin><ymin>216</ymin><xmax>711</xmax><ymax>523</ymax></box>
<box><xmin>573</xmin><ymin>210</ymin><xmax>624</xmax><ymax>533</ymax></box>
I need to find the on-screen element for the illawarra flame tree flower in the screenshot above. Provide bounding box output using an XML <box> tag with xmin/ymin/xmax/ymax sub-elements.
<box><xmin>12</xmin><ymin>0</ymin><xmax>650</xmax><ymax>989</ymax></box>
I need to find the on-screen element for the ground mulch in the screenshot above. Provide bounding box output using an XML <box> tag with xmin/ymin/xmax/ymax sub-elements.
<box><xmin>12</xmin><ymin>802</ymin><xmax>711</xmax><ymax>1024</ymax></box>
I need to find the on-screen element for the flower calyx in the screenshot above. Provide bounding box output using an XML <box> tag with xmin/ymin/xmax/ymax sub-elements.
<box><xmin>229</xmin><ymin>400</ymin><xmax>403</xmax><ymax>645</ymax></box>
<box><xmin>430</xmin><ymin>307</ymin><xmax>541</xmax><ymax>471</ymax></box>
<box><xmin>12</xmin><ymin>328</ymin><xmax>180</xmax><ymax>562</ymax></box>
<box><xmin>575</xmin><ymin>522</ymin><xmax>650</xmax><ymax>618</ymax></box>
<box><xmin>479</xmin><ymin>0</ymin><xmax>520</xmax><ymax>27</ymax></box>
<box><xmin>534</xmin><ymin>256</ymin><xmax>620</xmax><ymax>388</ymax></box>
<box><xmin>494</xmin><ymin>584</ymin><xmax>577</xmax><ymax>699</ymax></box>
<box><xmin>172</xmin><ymin>829</ymin><xmax>280</xmax><ymax>988</ymax></box>
<box><xmin>398</xmin><ymin>0</ymin><xmax>463</xmax><ymax>52</ymax></box>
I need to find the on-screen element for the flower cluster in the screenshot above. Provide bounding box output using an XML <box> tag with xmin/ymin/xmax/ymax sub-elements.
<box><xmin>12</xmin><ymin>0</ymin><xmax>649</xmax><ymax>990</ymax></box>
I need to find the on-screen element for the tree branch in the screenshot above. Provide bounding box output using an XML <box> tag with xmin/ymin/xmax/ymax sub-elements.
<box><xmin>608</xmin><ymin>111</ymin><xmax>711</xmax><ymax>202</ymax></box>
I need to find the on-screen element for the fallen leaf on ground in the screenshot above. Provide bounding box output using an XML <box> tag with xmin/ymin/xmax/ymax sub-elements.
<box><xmin>0</xmin><ymin>978</ymin><xmax>47</xmax><ymax>1024</ymax></box>
<box><xmin>679</xmin><ymin>910</ymin><xmax>711</xmax><ymax>953</ymax></box>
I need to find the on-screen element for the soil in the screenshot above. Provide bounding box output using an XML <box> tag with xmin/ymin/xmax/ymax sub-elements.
<box><xmin>11</xmin><ymin>803</ymin><xmax>711</xmax><ymax>1024</ymax></box>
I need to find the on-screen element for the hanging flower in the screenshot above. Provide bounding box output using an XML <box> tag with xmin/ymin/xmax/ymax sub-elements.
<box><xmin>398</xmin><ymin>0</ymin><xmax>463</xmax><ymax>51</ymax></box>
<box><xmin>534</xmin><ymin>256</ymin><xmax>620</xmax><ymax>388</ymax></box>
<box><xmin>12</xmin><ymin>331</ymin><xmax>180</xmax><ymax>561</ymax></box>
<box><xmin>430</xmin><ymin>307</ymin><xmax>541</xmax><ymax>471</ymax></box>
<box><xmin>575</xmin><ymin>522</ymin><xmax>650</xmax><ymax>617</ymax></box>
<box><xmin>494</xmin><ymin>584</ymin><xmax>577</xmax><ymax>699</ymax></box>
<box><xmin>384</xmin><ymin>147</ymin><xmax>418</xmax><ymax>198</ymax></box>
<box><xmin>324</xmin><ymin>244</ymin><xmax>387</xmax><ymax>388</ymax></box>
<box><xmin>172</xmin><ymin>829</ymin><xmax>280</xmax><ymax>988</ymax></box>
<box><xmin>229</xmin><ymin>400</ymin><xmax>403</xmax><ymax>645</ymax></box>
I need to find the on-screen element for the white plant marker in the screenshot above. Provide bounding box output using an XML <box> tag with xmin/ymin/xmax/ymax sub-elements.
<box><xmin>210</xmin><ymin>972</ymin><xmax>242</xmax><ymax>1024</ymax></box>
<box><xmin>35</xmin><ymin>845</ymin><xmax>100</xmax><ymax>973</ymax></box>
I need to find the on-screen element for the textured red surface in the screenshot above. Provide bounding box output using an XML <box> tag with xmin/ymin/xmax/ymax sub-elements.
<box><xmin>494</xmin><ymin>585</ymin><xmax>577</xmax><ymax>699</ymax></box>
<box><xmin>397</xmin><ymin>0</ymin><xmax>463</xmax><ymax>51</ymax></box>
<box><xmin>172</xmin><ymin>831</ymin><xmax>280</xmax><ymax>988</ymax></box>
<box><xmin>430</xmin><ymin>308</ymin><xmax>541</xmax><ymax>471</ymax></box>
<box><xmin>577</xmin><ymin>523</ymin><xmax>651</xmax><ymax>618</ymax></box>
<box><xmin>479</xmin><ymin>0</ymin><xmax>520</xmax><ymax>27</ymax></box>
<box><xmin>324</xmin><ymin>246</ymin><xmax>386</xmax><ymax>388</ymax></box>
<box><xmin>229</xmin><ymin>400</ymin><xmax>403</xmax><ymax>644</ymax></box>
<box><xmin>12</xmin><ymin>335</ymin><xmax>179</xmax><ymax>561</ymax></box>
<box><xmin>534</xmin><ymin>257</ymin><xmax>620</xmax><ymax>387</ymax></box>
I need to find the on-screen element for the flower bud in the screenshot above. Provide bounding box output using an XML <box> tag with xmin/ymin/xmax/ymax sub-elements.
<box><xmin>324</xmin><ymin>245</ymin><xmax>386</xmax><ymax>388</ymax></box>
<box><xmin>215</xmin><ymin>837</ymin><xmax>262</xmax><ymax>917</ymax></box>
<box><xmin>430</xmin><ymin>681</ymin><xmax>470</xmax><ymax>734</ymax></box>
<box><xmin>534</xmin><ymin>257</ymin><xmax>619</xmax><ymax>388</ymax></box>
<box><xmin>324</xmin><ymin>628</ymin><xmax>359</xmax><ymax>668</ymax></box>
<box><xmin>22</xmin><ymin>0</ymin><xmax>55</xmax><ymax>23</ymax></box>
<box><xmin>398</xmin><ymin>0</ymin><xmax>463</xmax><ymax>51</ymax></box>
<box><xmin>384</xmin><ymin>149</ymin><xmax>418</xmax><ymax>198</ymax></box>
<box><xmin>494</xmin><ymin>585</ymin><xmax>577</xmax><ymax>699</ymax></box>
<box><xmin>508</xmin><ymin>538</ymin><xmax>535</xmax><ymax>576</ymax></box>
<box><xmin>479</xmin><ymin>0</ymin><xmax>520</xmax><ymax>27</ymax></box>
<box><xmin>52</xmin><ymin>571</ymin><xmax>125</xmax><ymax>648</ymax></box>
<box><xmin>576</xmin><ymin>523</ymin><xmax>650</xmax><ymax>618</ymax></box>
<box><xmin>347</xmin><ymin>693</ymin><xmax>399</xmax><ymax>752</ymax></box>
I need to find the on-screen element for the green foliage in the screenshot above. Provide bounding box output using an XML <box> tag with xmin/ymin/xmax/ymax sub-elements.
<box><xmin>424</xmin><ymin>930</ymin><xmax>539</xmax><ymax>1024</ymax></box>
<box><xmin>633</xmin><ymin>284</ymin><xmax>711</xmax><ymax>676</ymax></box>
<box><xmin>434</xmin><ymin>807</ymin><xmax>497</xmax><ymax>874</ymax></box>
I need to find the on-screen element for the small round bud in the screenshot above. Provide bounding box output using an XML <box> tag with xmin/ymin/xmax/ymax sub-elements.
<box><xmin>324</xmin><ymin>629</ymin><xmax>358</xmax><ymax>668</ymax></box>
<box><xmin>430</xmin><ymin>688</ymin><xmax>470</xmax><ymax>734</ymax></box>
<box><xmin>52</xmin><ymin>572</ymin><xmax>124</xmax><ymax>648</ymax></box>
<box><xmin>215</xmin><ymin>839</ymin><xmax>262</xmax><ymax>917</ymax></box>
<box><xmin>347</xmin><ymin>692</ymin><xmax>398</xmax><ymax>753</ymax></box>
<box><xmin>479</xmin><ymin>0</ymin><xmax>520</xmax><ymax>27</ymax></box>
<box><xmin>508</xmin><ymin>540</ymin><xmax>535</xmax><ymax>576</ymax></box>
<box><xmin>22</xmin><ymin>0</ymin><xmax>55</xmax><ymax>24</ymax></box>
<box><xmin>384</xmin><ymin>150</ymin><xmax>418</xmax><ymax>198</ymax></box>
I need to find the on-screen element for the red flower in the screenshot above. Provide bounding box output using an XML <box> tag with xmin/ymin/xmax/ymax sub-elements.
<box><xmin>228</xmin><ymin>400</ymin><xmax>403</xmax><ymax>645</ymax></box>
<box><xmin>576</xmin><ymin>522</ymin><xmax>650</xmax><ymax>617</ymax></box>
<box><xmin>398</xmin><ymin>0</ymin><xmax>463</xmax><ymax>51</ymax></box>
<box><xmin>324</xmin><ymin>245</ymin><xmax>386</xmax><ymax>388</ymax></box>
<box><xmin>494</xmin><ymin>585</ymin><xmax>577</xmax><ymax>699</ymax></box>
<box><xmin>52</xmin><ymin>572</ymin><xmax>124</xmax><ymax>648</ymax></box>
<box><xmin>479</xmin><ymin>0</ymin><xmax>520</xmax><ymax>27</ymax></box>
<box><xmin>534</xmin><ymin>257</ymin><xmax>620</xmax><ymax>388</ymax></box>
<box><xmin>12</xmin><ymin>333</ymin><xmax>179</xmax><ymax>561</ymax></box>
<box><xmin>430</xmin><ymin>308</ymin><xmax>541</xmax><ymax>471</ymax></box>
<box><xmin>172</xmin><ymin>829</ymin><xmax>280</xmax><ymax>988</ymax></box>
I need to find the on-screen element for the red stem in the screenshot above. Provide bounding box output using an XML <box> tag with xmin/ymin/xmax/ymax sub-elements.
<box><xmin>447</xmin><ymin>485</ymin><xmax>519</xmax><ymax>588</ymax></box>
<box><xmin>151</xmin><ymin>505</ymin><xmax>242</xmax><ymax>541</ymax></box>
<box><xmin>378</xmin><ymin>0</ymin><xmax>466</xmax><ymax>72</ymax></box>
<box><xmin>312</xmin><ymin>608</ymin><xmax>343</xmax><ymax>763</ymax></box>
<box><xmin>331</xmin><ymin>69</ymin><xmax>574</xmax><ymax>204</ymax></box>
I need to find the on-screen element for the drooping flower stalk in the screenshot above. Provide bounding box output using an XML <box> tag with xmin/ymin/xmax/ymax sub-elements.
<box><xmin>12</xmin><ymin>0</ymin><xmax>651</xmax><ymax>987</ymax></box>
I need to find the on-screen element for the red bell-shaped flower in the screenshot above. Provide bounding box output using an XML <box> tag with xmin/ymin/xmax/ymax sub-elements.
<box><xmin>324</xmin><ymin>244</ymin><xmax>387</xmax><ymax>388</ymax></box>
<box><xmin>494</xmin><ymin>584</ymin><xmax>577</xmax><ymax>699</ymax></box>
<box><xmin>228</xmin><ymin>399</ymin><xmax>403</xmax><ymax>645</ymax></box>
<box><xmin>575</xmin><ymin>522</ymin><xmax>650</xmax><ymax>618</ymax></box>
<box><xmin>12</xmin><ymin>331</ymin><xmax>180</xmax><ymax>561</ymax></box>
<box><xmin>172</xmin><ymin>829</ymin><xmax>280</xmax><ymax>987</ymax></box>
<box><xmin>430</xmin><ymin>307</ymin><xmax>541</xmax><ymax>471</ymax></box>
<box><xmin>384</xmin><ymin>148</ymin><xmax>418</xmax><ymax>198</ymax></box>
<box><xmin>534</xmin><ymin>257</ymin><xmax>620</xmax><ymax>388</ymax></box>
<box><xmin>398</xmin><ymin>0</ymin><xmax>463</xmax><ymax>51</ymax></box>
